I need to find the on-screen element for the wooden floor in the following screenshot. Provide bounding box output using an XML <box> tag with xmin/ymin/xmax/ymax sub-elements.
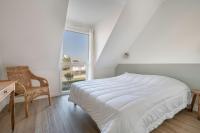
<box><xmin>0</xmin><ymin>95</ymin><xmax>200</xmax><ymax>133</ymax></box>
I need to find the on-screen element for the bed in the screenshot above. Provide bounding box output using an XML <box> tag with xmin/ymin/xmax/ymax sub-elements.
<box><xmin>68</xmin><ymin>73</ymin><xmax>191</xmax><ymax>133</ymax></box>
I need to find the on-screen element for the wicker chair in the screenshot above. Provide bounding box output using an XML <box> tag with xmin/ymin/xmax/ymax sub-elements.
<box><xmin>7</xmin><ymin>66</ymin><xmax>51</xmax><ymax>117</ymax></box>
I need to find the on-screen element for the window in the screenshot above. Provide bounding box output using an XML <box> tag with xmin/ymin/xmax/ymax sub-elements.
<box><xmin>61</xmin><ymin>31</ymin><xmax>89</xmax><ymax>91</ymax></box>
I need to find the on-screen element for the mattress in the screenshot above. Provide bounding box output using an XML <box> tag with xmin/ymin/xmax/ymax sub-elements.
<box><xmin>68</xmin><ymin>73</ymin><xmax>191</xmax><ymax>133</ymax></box>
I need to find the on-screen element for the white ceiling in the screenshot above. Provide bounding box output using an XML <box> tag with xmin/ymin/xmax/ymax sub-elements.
<box><xmin>66</xmin><ymin>0</ymin><xmax>126</xmax><ymax>26</ymax></box>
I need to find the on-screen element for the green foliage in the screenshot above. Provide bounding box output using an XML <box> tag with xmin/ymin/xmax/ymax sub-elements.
<box><xmin>63</xmin><ymin>56</ymin><xmax>71</xmax><ymax>63</ymax></box>
<box><xmin>64</xmin><ymin>72</ymin><xmax>74</xmax><ymax>81</ymax></box>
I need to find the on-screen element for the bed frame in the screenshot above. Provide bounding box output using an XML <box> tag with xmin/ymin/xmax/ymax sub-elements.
<box><xmin>116</xmin><ymin>64</ymin><xmax>200</xmax><ymax>90</ymax></box>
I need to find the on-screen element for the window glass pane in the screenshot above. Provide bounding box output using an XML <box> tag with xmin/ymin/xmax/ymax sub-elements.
<box><xmin>63</xmin><ymin>31</ymin><xmax>89</xmax><ymax>63</ymax></box>
<box><xmin>62</xmin><ymin>31</ymin><xmax>89</xmax><ymax>91</ymax></box>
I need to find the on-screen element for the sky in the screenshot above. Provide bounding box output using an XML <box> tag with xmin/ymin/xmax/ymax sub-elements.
<box><xmin>63</xmin><ymin>31</ymin><xmax>89</xmax><ymax>63</ymax></box>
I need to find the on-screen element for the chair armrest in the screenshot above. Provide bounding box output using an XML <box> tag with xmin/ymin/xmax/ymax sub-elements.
<box><xmin>30</xmin><ymin>73</ymin><xmax>49</xmax><ymax>87</ymax></box>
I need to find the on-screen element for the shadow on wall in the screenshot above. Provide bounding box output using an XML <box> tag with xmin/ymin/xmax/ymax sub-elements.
<box><xmin>0</xmin><ymin>59</ymin><xmax>4</xmax><ymax>80</ymax></box>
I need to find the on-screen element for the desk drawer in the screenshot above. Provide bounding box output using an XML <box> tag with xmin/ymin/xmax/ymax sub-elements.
<box><xmin>0</xmin><ymin>84</ymin><xmax>15</xmax><ymax>101</ymax></box>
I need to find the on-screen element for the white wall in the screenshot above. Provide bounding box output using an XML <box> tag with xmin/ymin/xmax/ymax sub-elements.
<box><xmin>122</xmin><ymin>0</ymin><xmax>200</xmax><ymax>64</ymax></box>
<box><xmin>95</xmin><ymin>0</ymin><xmax>164</xmax><ymax>78</ymax></box>
<box><xmin>0</xmin><ymin>0</ymin><xmax>69</xmax><ymax>97</ymax></box>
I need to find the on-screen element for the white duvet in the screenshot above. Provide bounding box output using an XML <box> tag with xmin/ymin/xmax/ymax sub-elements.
<box><xmin>69</xmin><ymin>73</ymin><xmax>191</xmax><ymax>133</ymax></box>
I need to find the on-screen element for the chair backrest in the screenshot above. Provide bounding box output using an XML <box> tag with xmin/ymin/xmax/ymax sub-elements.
<box><xmin>6</xmin><ymin>66</ymin><xmax>32</xmax><ymax>89</ymax></box>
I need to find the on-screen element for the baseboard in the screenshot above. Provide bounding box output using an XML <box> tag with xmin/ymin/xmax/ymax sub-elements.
<box><xmin>0</xmin><ymin>97</ymin><xmax>9</xmax><ymax>111</ymax></box>
<box><xmin>15</xmin><ymin>95</ymin><xmax>48</xmax><ymax>103</ymax></box>
<box><xmin>0</xmin><ymin>93</ymin><xmax>63</xmax><ymax>112</ymax></box>
<box><xmin>15</xmin><ymin>92</ymin><xmax>63</xmax><ymax>103</ymax></box>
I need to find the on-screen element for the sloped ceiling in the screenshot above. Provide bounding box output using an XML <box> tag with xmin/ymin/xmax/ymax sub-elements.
<box><xmin>95</xmin><ymin>0</ymin><xmax>200</xmax><ymax>78</ymax></box>
<box><xmin>0</xmin><ymin>0</ymin><xmax>69</xmax><ymax>96</ymax></box>
<box><xmin>122</xmin><ymin>0</ymin><xmax>200</xmax><ymax>64</ymax></box>
<box><xmin>66</xmin><ymin>0</ymin><xmax>126</xmax><ymax>26</ymax></box>
<box><xmin>95</xmin><ymin>0</ymin><xmax>165</xmax><ymax>78</ymax></box>
<box><xmin>94</xmin><ymin>3</ymin><xmax>126</xmax><ymax>61</ymax></box>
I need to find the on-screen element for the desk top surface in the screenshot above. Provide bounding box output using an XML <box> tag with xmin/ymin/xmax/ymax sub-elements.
<box><xmin>192</xmin><ymin>89</ymin><xmax>200</xmax><ymax>94</ymax></box>
<box><xmin>0</xmin><ymin>81</ymin><xmax>15</xmax><ymax>91</ymax></box>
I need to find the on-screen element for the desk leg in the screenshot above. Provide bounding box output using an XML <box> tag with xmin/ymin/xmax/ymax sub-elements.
<box><xmin>10</xmin><ymin>91</ymin><xmax>15</xmax><ymax>131</ymax></box>
<box><xmin>190</xmin><ymin>94</ymin><xmax>197</xmax><ymax>112</ymax></box>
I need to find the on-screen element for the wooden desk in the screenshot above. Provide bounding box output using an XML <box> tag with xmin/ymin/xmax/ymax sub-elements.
<box><xmin>0</xmin><ymin>81</ymin><xmax>15</xmax><ymax>130</ymax></box>
<box><xmin>189</xmin><ymin>89</ymin><xmax>200</xmax><ymax>120</ymax></box>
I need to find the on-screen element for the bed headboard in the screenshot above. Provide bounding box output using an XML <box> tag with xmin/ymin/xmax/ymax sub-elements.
<box><xmin>116</xmin><ymin>64</ymin><xmax>200</xmax><ymax>90</ymax></box>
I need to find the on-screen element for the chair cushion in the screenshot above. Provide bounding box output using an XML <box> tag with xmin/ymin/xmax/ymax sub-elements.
<box><xmin>26</xmin><ymin>87</ymin><xmax>49</xmax><ymax>100</ymax></box>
